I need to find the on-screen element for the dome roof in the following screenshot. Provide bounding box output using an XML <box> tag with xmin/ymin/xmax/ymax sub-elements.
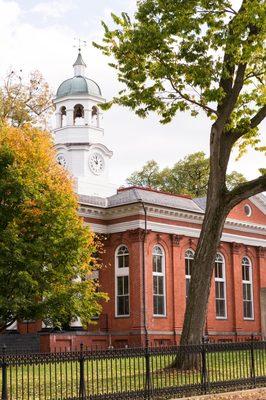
<box><xmin>56</xmin><ymin>76</ymin><xmax>102</xmax><ymax>98</ymax></box>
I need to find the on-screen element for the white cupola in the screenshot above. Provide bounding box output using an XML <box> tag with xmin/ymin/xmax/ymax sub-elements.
<box><xmin>53</xmin><ymin>50</ymin><xmax>115</xmax><ymax>198</ymax></box>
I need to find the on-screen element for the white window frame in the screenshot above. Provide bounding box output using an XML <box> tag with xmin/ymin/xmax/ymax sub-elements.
<box><xmin>115</xmin><ymin>245</ymin><xmax>130</xmax><ymax>317</ymax></box>
<box><xmin>242</xmin><ymin>256</ymin><xmax>254</xmax><ymax>320</ymax></box>
<box><xmin>152</xmin><ymin>245</ymin><xmax>166</xmax><ymax>317</ymax></box>
<box><xmin>185</xmin><ymin>249</ymin><xmax>194</xmax><ymax>302</ymax></box>
<box><xmin>244</xmin><ymin>204</ymin><xmax>252</xmax><ymax>217</ymax></box>
<box><xmin>214</xmin><ymin>253</ymin><xmax>227</xmax><ymax>320</ymax></box>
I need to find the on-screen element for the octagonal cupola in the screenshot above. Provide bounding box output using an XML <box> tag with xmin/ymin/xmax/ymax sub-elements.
<box><xmin>54</xmin><ymin>49</ymin><xmax>104</xmax><ymax>133</ymax></box>
<box><xmin>53</xmin><ymin>50</ymin><xmax>115</xmax><ymax>198</ymax></box>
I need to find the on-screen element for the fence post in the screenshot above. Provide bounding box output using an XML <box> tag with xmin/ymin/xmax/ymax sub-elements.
<box><xmin>79</xmin><ymin>343</ymin><xmax>86</xmax><ymax>399</ymax></box>
<box><xmin>250</xmin><ymin>334</ymin><xmax>256</xmax><ymax>388</ymax></box>
<box><xmin>145</xmin><ymin>339</ymin><xmax>152</xmax><ymax>400</ymax></box>
<box><xmin>201</xmin><ymin>336</ymin><xmax>208</xmax><ymax>395</ymax></box>
<box><xmin>1</xmin><ymin>345</ymin><xmax>8</xmax><ymax>400</ymax></box>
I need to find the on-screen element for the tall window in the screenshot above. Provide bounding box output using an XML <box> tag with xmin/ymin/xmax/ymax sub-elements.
<box><xmin>242</xmin><ymin>257</ymin><xmax>254</xmax><ymax>319</ymax></box>
<box><xmin>115</xmin><ymin>245</ymin><xmax>129</xmax><ymax>317</ymax></box>
<box><xmin>214</xmin><ymin>253</ymin><xmax>227</xmax><ymax>319</ymax></box>
<box><xmin>185</xmin><ymin>249</ymin><xmax>194</xmax><ymax>301</ymax></box>
<box><xmin>152</xmin><ymin>245</ymin><xmax>166</xmax><ymax>316</ymax></box>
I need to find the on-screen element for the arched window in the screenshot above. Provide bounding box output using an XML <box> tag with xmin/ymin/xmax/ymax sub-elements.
<box><xmin>185</xmin><ymin>249</ymin><xmax>194</xmax><ymax>301</ymax></box>
<box><xmin>152</xmin><ymin>245</ymin><xmax>166</xmax><ymax>316</ymax></box>
<box><xmin>242</xmin><ymin>257</ymin><xmax>254</xmax><ymax>319</ymax></box>
<box><xmin>91</xmin><ymin>106</ymin><xmax>99</xmax><ymax>127</ymax></box>
<box><xmin>115</xmin><ymin>245</ymin><xmax>129</xmax><ymax>317</ymax></box>
<box><xmin>74</xmin><ymin>104</ymin><xmax>84</xmax><ymax>126</ymax></box>
<box><xmin>60</xmin><ymin>106</ymin><xmax>66</xmax><ymax>127</ymax></box>
<box><xmin>214</xmin><ymin>253</ymin><xmax>227</xmax><ymax>319</ymax></box>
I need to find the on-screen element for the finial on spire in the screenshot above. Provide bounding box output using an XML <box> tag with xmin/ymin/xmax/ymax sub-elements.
<box><xmin>73</xmin><ymin>38</ymin><xmax>87</xmax><ymax>76</ymax></box>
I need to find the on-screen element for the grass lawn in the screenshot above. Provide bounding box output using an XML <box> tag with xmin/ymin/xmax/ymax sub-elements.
<box><xmin>0</xmin><ymin>349</ymin><xmax>265</xmax><ymax>399</ymax></box>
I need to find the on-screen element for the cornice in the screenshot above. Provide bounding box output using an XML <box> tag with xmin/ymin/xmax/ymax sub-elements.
<box><xmin>78</xmin><ymin>204</ymin><xmax>141</xmax><ymax>219</ymax></box>
<box><xmin>85</xmin><ymin>220</ymin><xmax>266</xmax><ymax>248</ymax></box>
<box><xmin>78</xmin><ymin>203</ymin><xmax>266</xmax><ymax>237</ymax></box>
<box><xmin>53</xmin><ymin>93</ymin><xmax>105</xmax><ymax>103</ymax></box>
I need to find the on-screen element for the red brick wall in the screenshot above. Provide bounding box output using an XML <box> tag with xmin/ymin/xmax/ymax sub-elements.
<box><xmin>228</xmin><ymin>199</ymin><xmax>265</xmax><ymax>224</ymax></box>
<box><xmin>14</xmin><ymin>198</ymin><xmax>266</xmax><ymax>350</ymax></box>
<box><xmin>96</xmin><ymin>229</ymin><xmax>264</xmax><ymax>347</ymax></box>
<box><xmin>18</xmin><ymin>320</ymin><xmax>42</xmax><ymax>334</ymax></box>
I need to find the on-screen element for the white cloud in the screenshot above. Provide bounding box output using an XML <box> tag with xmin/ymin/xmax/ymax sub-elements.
<box><xmin>0</xmin><ymin>0</ymin><xmax>20</xmax><ymax>29</ymax></box>
<box><xmin>31</xmin><ymin>0</ymin><xmax>76</xmax><ymax>19</ymax></box>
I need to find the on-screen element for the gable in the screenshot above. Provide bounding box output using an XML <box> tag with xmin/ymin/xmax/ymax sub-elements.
<box><xmin>228</xmin><ymin>196</ymin><xmax>266</xmax><ymax>225</ymax></box>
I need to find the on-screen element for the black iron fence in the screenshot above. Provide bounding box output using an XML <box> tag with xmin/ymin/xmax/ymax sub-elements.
<box><xmin>0</xmin><ymin>339</ymin><xmax>265</xmax><ymax>399</ymax></box>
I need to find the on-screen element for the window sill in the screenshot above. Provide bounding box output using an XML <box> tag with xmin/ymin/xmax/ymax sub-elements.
<box><xmin>244</xmin><ymin>317</ymin><xmax>255</xmax><ymax>321</ymax></box>
<box><xmin>216</xmin><ymin>317</ymin><xmax>227</xmax><ymax>320</ymax></box>
<box><xmin>153</xmin><ymin>315</ymin><xmax>167</xmax><ymax>318</ymax></box>
<box><xmin>115</xmin><ymin>315</ymin><xmax>130</xmax><ymax>319</ymax></box>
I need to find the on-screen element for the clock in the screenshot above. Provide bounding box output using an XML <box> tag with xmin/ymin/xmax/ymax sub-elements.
<box><xmin>89</xmin><ymin>152</ymin><xmax>105</xmax><ymax>175</ymax></box>
<box><xmin>56</xmin><ymin>154</ymin><xmax>67</xmax><ymax>168</ymax></box>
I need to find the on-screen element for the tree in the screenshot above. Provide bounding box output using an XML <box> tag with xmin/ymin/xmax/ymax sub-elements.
<box><xmin>0</xmin><ymin>124</ymin><xmax>107</xmax><ymax>332</ymax></box>
<box><xmin>127</xmin><ymin>152</ymin><xmax>247</xmax><ymax>197</ymax></box>
<box><xmin>127</xmin><ymin>159</ymin><xmax>161</xmax><ymax>187</ymax></box>
<box><xmin>0</xmin><ymin>70</ymin><xmax>53</xmax><ymax>128</ymax></box>
<box><xmin>95</xmin><ymin>0</ymin><xmax>266</xmax><ymax>348</ymax></box>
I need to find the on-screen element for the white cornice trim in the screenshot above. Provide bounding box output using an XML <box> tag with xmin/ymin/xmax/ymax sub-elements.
<box><xmin>54</xmin><ymin>126</ymin><xmax>104</xmax><ymax>134</ymax></box>
<box><xmin>53</xmin><ymin>94</ymin><xmax>105</xmax><ymax>103</ymax></box>
<box><xmin>225</xmin><ymin>218</ymin><xmax>266</xmax><ymax>234</ymax></box>
<box><xmin>86</xmin><ymin>220</ymin><xmax>266</xmax><ymax>247</ymax></box>
<box><xmin>79</xmin><ymin>203</ymin><xmax>266</xmax><ymax>237</ymax></box>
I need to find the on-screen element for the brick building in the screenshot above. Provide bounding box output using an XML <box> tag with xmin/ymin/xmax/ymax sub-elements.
<box><xmin>4</xmin><ymin>51</ymin><xmax>266</xmax><ymax>352</ymax></box>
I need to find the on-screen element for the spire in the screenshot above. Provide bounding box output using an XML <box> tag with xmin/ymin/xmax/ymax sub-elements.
<box><xmin>73</xmin><ymin>49</ymin><xmax>87</xmax><ymax>77</ymax></box>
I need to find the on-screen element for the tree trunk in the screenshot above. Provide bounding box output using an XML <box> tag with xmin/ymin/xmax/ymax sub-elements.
<box><xmin>182</xmin><ymin>200</ymin><xmax>227</xmax><ymax>344</ymax></box>
<box><xmin>172</xmin><ymin>194</ymin><xmax>228</xmax><ymax>369</ymax></box>
<box><xmin>172</xmin><ymin>123</ymin><xmax>232</xmax><ymax>369</ymax></box>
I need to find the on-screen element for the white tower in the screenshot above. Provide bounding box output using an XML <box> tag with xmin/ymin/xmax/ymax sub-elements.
<box><xmin>53</xmin><ymin>50</ymin><xmax>115</xmax><ymax>197</ymax></box>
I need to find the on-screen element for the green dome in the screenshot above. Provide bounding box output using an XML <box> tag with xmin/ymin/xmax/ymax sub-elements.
<box><xmin>56</xmin><ymin>76</ymin><xmax>102</xmax><ymax>98</ymax></box>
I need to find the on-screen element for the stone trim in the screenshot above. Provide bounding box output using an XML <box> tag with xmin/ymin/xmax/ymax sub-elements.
<box><xmin>87</xmin><ymin>220</ymin><xmax>266</xmax><ymax>247</ymax></box>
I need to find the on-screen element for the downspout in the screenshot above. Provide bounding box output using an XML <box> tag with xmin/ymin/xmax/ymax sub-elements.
<box><xmin>133</xmin><ymin>190</ymin><xmax>149</xmax><ymax>346</ymax></box>
<box><xmin>140</xmin><ymin>200</ymin><xmax>149</xmax><ymax>347</ymax></box>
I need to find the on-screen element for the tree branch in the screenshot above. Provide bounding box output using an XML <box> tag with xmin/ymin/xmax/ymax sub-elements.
<box><xmin>217</xmin><ymin>2</ymin><xmax>247</xmax><ymax>101</ymax></box>
<box><xmin>166</xmin><ymin>75</ymin><xmax>217</xmax><ymax>115</ymax></box>
<box><xmin>250</xmin><ymin>104</ymin><xmax>266</xmax><ymax>129</ymax></box>
<box><xmin>217</xmin><ymin>62</ymin><xmax>247</xmax><ymax>128</ymax></box>
<box><xmin>226</xmin><ymin>174</ymin><xmax>266</xmax><ymax>211</ymax></box>
<box><xmin>157</xmin><ymin>57</ymin><xmax>217</xmax><ymax>115</ymax></box>
<box><xmin>228</xmin><ymin>104</ymin><xmax>266</xmax><ymax>144</ymax></box>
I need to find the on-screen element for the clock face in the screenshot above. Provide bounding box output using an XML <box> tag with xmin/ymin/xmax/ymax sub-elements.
<box><xmin>56</xmin><ymin>154</ymin><xmax>67</xmax><ymax>168</ymax></box>
<box><xmin>89</xmin><ymin>152</ymin><xmax>105</xmax><ymax>175</ymax></box>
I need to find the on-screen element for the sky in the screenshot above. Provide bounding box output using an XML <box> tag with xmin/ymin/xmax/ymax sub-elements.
<box><xmin>0</xmin><ymin>0</ymin><xmax>265</xmax><ymax>187</ymax></box>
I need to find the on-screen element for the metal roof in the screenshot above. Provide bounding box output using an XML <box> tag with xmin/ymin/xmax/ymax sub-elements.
<box><xmin>79</xmin><ymin>187</ymin><xmax>204</xmax><ymax>213</ymax></box>
<box><xmin>193</xmin><ymin>197</ymin><xmax>207</xmax><ymax>211</ymax></box>
<box><xmin>78</xmin><ymin>189</ymin><xmax>266</xmax><ymax>221</ymax></box>
<box><xmin>56</xmin><ymin>76</ymin><xmax>101</xmax><ymax>98</ymax></box>
<box><xmin>73</xmin><ymin>52</ymin><xmax>86</xmax><ymax>67</ymax></box>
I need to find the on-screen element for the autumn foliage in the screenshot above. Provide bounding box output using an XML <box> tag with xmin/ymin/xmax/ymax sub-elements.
<box><xmin>0</xmin><ymin>124</ymin><xmax>107</xmax><ymax>331</ymax></box>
